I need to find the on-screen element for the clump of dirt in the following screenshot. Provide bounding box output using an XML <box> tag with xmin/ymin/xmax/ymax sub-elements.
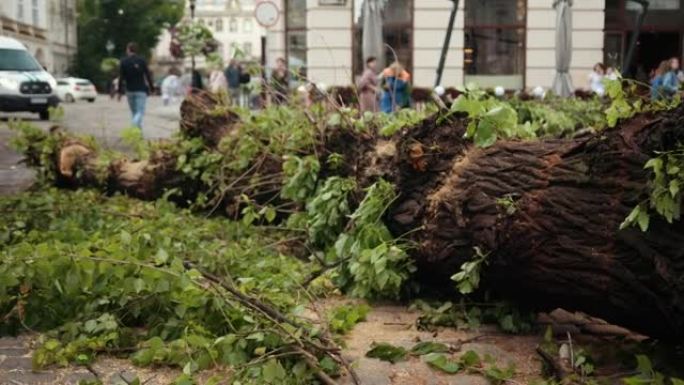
<box><xmin>179</xmin><ymin>91</ymin><xmax>241</xmax><ymax>147</ymax></box>
<box><xmin>385</xmin><ymin>112</ymin><xmax>470</xmax><ymax>239</ymax></box>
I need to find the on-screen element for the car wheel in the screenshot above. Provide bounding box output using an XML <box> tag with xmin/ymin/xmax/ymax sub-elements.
<box><xmin>38</xmin><ymin>110</ymin><xmax>50</xmax><ymax>121</ymax></box>
<box><xmin>88</xmin><ymin>98</ymin><xmax>96</xmax><ymax>103</ymax></box>
<box><xmin>65</xmin><ymin>94</ymin><xmax>75</xmax><ymax>103</ymax></box>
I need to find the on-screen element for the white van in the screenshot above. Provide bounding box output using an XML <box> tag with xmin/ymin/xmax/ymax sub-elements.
<box><xmin>0</xmin><ymin>36</ymin><xmax>59</xmax><ymax>120</ymax></box>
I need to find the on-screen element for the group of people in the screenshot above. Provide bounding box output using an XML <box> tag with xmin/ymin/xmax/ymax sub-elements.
<box><xmin>588</xmin><ymin>63</ymin><xmax>618</xmax><ymax>96</ymax></box>
<box><xmin>650</xmin><ymin>57</ymin><xmax>683</xmax><ymax>100</ymax></box>
<box><xmin>357</xmin><ymin>57</ymin><xmax>412</xmax><ymax>114</ymax></box>
<box><xmin>116</xmin><ymin>40</ymin><xmax>258</xmax><ymax>132</ymax></box>
<box><xmin>589</xmin><ymin>57</ymin><xmax>684</xmax><ymax>100</ymax></box>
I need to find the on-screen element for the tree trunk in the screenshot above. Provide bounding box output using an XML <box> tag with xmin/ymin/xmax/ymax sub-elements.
<box><xmin>387</xmin><ymin>107</ymin><xmax>684</xmax><ymax>339</ymax></box>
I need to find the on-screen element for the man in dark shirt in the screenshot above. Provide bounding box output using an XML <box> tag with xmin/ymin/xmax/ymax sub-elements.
<box><xmin>118</xmin><ymin>42</ymin><xmax>154</xmax><ymax>130</ymax></box>
<box><xmin>224</xmin><ymin>59</ymin><xmax>241</xmax><ymax>105</ymax></box>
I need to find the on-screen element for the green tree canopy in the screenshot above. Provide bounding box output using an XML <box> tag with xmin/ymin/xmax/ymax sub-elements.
<box><xmin>72</xmin><ymin>0</ymin><xmax>185</xmax><ymax>90</ymax></box>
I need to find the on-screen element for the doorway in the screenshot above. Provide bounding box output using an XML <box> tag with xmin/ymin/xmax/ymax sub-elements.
<box><xmin>627</xmin><ymin>31</ymin><xmax>681</xmax><ymax>81</ymax></box>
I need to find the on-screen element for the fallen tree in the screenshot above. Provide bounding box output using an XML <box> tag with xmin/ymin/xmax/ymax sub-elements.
<box><xmin>386</xmin><ymin>107</ymin><xmax>684</xmax><ymax>339</ymax></box>
<box><xmin>10</xmin><ymin>93</ymin><xmax>684</xmax><ymax>340</ymax></box>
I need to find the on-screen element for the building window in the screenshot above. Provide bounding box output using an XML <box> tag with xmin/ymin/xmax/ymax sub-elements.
<box><xmin>352</xmin><ymin>0</ymin><xmax>413</xmax><ymax>78</ymax></box>
<box><xmin>243</xmin><ymin>42</ymin><xmax>253</xmax><ymax>56</ymax></box>
<box><xmin>216</xmin><ymin>18</ymin><xmax>223</xmax><ymax>32</ymax></box>
<box><xmin>229</xmin><ymin>18</ymin><xmax>238</xmax><ymax>32</ymax></box>
<box><xmin>244</xmin><ymin>19</ymin><xmax>253</xmax><ymax>33</ymax></box>
<box><xmin>464</xmin><ymin>0</ymin><xmax>526</xmax><ymax>89</ymax></box>
<box><xmin>17</xmin><ymin>0</ymin><xmax>25</xmax><ymax>20</ymax></box>
<box><xmin>32</xmin><ymin>0</ymin><xmax>39</xmax><ymax>25</ymax></box>
<box><xmin>286</xmin><ymin>0</ymin><xmax>307</xmax><ymax>78</ymax></box>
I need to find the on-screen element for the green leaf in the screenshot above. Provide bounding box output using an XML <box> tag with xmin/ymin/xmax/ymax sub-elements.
<box><xmin>474</xmin><ymin>120</ymin><xmax>497</xmax><ymax>148</ymax></box>
<box><xmin>410</xmin><ymin>341</ymin><xmax>449</xmax><ymax>356</ymax></box>
<box><xmin>366</xmin><ymin>342</ymin><xmax>408</xmax><ymax>364</ymax></box>
<box><xmin>262</xmin><ymin>359</ymin><xmax>286</xmax><ymax>382</ymax></box>
<box><xmin>423</xmin><ymin>353</ymin><xmax>461</xmax><ymax>374</ymax></box>
<box><xmin>459</xmin><ymin>350</ymin><xmax>481</xmax><ymax>367</ymax></box>
<box><xmin>635</xmin><ymin>354</ymin><xmax>652</xmax><ymax>374</ymax></box>
<box><xmin>637</xmin><ymin>209</ymin><xmax>650</xmax><ymax>232</ymax></box>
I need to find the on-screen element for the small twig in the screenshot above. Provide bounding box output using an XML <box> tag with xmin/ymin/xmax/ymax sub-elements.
<box><xmin>535</xmin><ymin>346</ymin><xmax>569</xmax><ymax>380</ymax></box>
<box><xmin>85</xmin><ymin>364</ymin><xmax>100</xmax><ymax>379</ymax></box>
<box><xmin>295</xmin><ymin>347</ymin><xmax>340</xmax><ymax>385</ymax></box>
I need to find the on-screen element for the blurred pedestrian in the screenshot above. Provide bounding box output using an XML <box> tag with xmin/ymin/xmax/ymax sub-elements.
<box><xmin>209</xmin><ymin>61</ymin><xmax>228</xmax><ymax>94</ymax></box>
<box><xmin>380</xmin><ymin>61</ymin><xmax>411</xmax><ymax>113</ymax></box>
<box><xmin>118</xmin><ymin>42</ymin><xmax>154</xmax><ymax>130</ymax></box>
<box><xmin>606</xmin><ymin>66</ymin><xmax>618</xmax><ymax>81</ymax></box>
<box><xmin>161</xmin><ymin>67</ymin><xmax>181</xmax><ymax>106</ymax></box>
<box><xmin>651</xmin><ymin>61</ymin><xmax>670</xmax><ymax>100</ymax></box>
<box><xmin>662</xmin><ymin>57</ymin><xmax>682</xmax><ymax>97</ymax></box>
<box><xmin>225</xmin><ymin>59</ymin><xmax>242</xmax><ymax>105</ymax></box>
<box><xmin>270</xmin><ymin>57</ymin><xmax>289</xmax><ymax>105</ymax></box>
<box><xmin>109</xmin><ymin>76</ymin><xmax>119</xmax><ymax>100</ymax></box>
<box><xmin>357</xmin><ymin>56</ymin><xmax>379</xmax><ymax>113</ymax></box>
<box><xmin>588</xmin><ymin>62</ymin><xmax>606</xmax><ymax>96</ymax></box>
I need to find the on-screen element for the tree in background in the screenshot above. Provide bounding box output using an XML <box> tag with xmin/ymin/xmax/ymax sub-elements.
<box><xmin>71</xmin><ymin>0</ymin><xmax>185</xmax><ymax>91</ymax></box>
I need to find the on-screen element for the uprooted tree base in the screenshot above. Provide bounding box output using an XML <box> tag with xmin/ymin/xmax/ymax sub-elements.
<box><xmin>37</xmin><ymin>95</ymin><xmax>684</xmax><ymax>341</ymax></box>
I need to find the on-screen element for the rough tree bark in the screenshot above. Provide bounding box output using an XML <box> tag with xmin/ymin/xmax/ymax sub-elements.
<box><xmin>386</xmin><ymin>106</ymin><xmax>684</xmax><ymax>340</ymax></box>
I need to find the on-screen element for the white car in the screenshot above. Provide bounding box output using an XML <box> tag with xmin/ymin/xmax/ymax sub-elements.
<box><xmin>56</xmin><ymin>77</ymin><xmax>97</xmax><ymax>103</ymax></box>
<box><xmin>0</xmin><ymin>36</ymin><xmax>59</xmax><ymax>120</ymax></box>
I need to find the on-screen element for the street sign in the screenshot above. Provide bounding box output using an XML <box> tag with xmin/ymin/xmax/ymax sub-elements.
<box><xmin>255</xmin><ymin>1</ymin><xmax>280</xmax><ymax>28</ymax></box>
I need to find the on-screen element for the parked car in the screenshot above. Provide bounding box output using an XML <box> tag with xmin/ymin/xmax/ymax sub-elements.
<box><xmin>56</xmin><ymin>77</ymin><xmax>97</xmax><ymax>103</ymax></box>
<box><xmin>0</xmin><ymin>36</ymin><xmax>59</xmax><ymax>120</ymax></box>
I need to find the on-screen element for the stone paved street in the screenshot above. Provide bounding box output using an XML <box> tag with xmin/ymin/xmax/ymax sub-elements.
<box><xmin>0</xmin><ymin>96</ymin><xmax>181</xmax><ymax>195</ymax></box>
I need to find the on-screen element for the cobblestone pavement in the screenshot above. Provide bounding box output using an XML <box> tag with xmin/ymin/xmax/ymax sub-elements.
<box><xmin>0</xmin><ymin>96</ymin><xmax>180</xmax><ymax>196</ymax></box>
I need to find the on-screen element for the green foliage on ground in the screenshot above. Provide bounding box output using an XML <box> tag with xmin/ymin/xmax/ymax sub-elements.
<box><xmin>0</xmin><ymin>189</ymin><xmax>339</xmax><ymax>383</ymax></box>
<box><xmin>327</xmin><ymin>303</ymin><xmax>371</xmax><ymax>335</ymax></box>
<box><xmin>366</xmin><ymin>341</ymin><xmax>516</xmax><ymax>383</ymax></box>
<box><xmin>412</xmin><ymin>299</ymin><xmax>535</xmax><ymax>335</ymax></box>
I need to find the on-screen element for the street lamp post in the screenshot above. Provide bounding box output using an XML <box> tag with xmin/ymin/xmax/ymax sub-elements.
<box><xmin>190</xmin><ymin>0</ymin><xmax>197</xmax><ymax>76</ymax></box>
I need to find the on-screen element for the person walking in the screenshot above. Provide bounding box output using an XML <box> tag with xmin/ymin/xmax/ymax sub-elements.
<box><xmin>118</xmin><ymin>42</ymin><xmax>154</xmax><ymax>130</ymax></box>
<box><xmin>270</xmin><ymin>57</ymin><xmax>289</xmax><ymax>105</ymax></box>
<box><xmin>161</xmin><ymin>67</ymin><xmax>181</xmax><ymax>106</ymax></box>
<box><xmin>225</xmin><ymin>59</ymin><xmax>242</xmax><ymax>105</ymax></box>
<box><xmin>209</xmin><ymin>62</ymin><xmax>228</xmax><ymax>94</ymax></box>
<box><xmin>357</xmin><ymin>56</ymin><xmax>379</xmax><ymax>113</ymax></box>
<box><xmin>379</xmin><ymin>61</ymin><xmax>411</xmax><ymax>113</ymax></box>
<box><xmin>588</xmin><ymin>63</ymin><xmax>606</xmax><ymax>96</ymax></box>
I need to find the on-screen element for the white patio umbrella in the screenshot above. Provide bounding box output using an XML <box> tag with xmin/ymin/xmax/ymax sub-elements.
<box><xmin>552</xmin><ymin>0</ymin><xmax>574</xmax><ymax>97</ymax></box>
<box><xmin>361</xmin><ymin>0</ymin><xmax>384</xmax><ymax>70</ymax></box>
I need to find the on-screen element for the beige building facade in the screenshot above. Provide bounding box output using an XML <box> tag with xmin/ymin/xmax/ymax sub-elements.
<box><xmin>264</xmin><ymin>0</ymin><xmax>684</xmax><ymax>90</ymax></box>
<box><xmin>0</xmin><ymin>0</ymin><xmax>77</xmax><ymax>76</ymax></box>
